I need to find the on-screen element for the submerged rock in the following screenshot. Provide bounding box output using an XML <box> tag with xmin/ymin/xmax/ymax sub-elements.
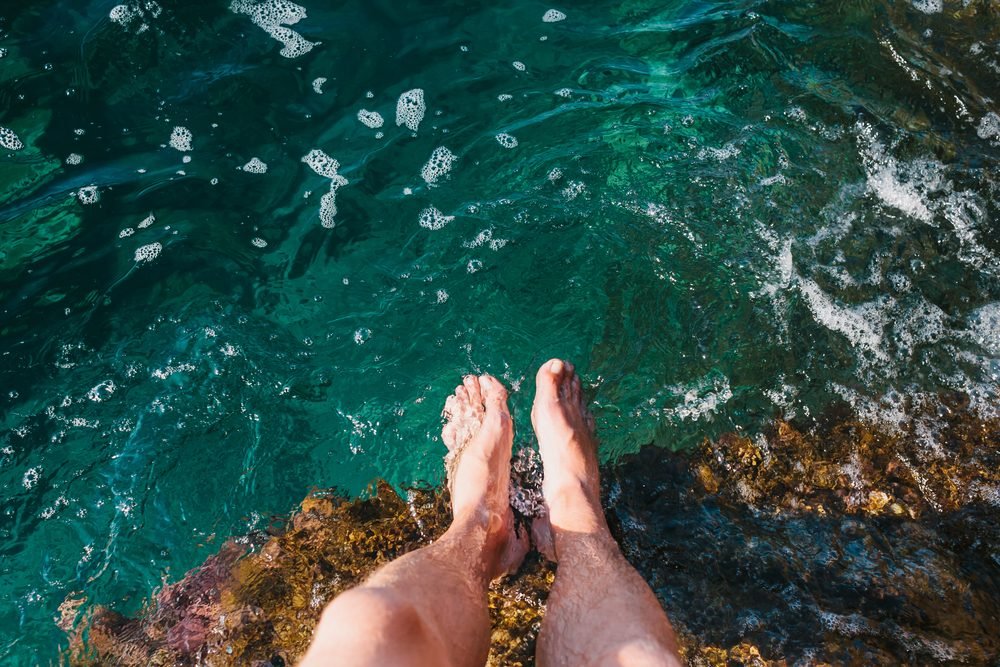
<box><xmin>63</xmin><ymin>407</ymin><xmax>1000</xmax><ymax>665</ymax></box>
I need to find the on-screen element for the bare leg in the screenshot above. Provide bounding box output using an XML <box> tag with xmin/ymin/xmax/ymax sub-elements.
<box><xmin>300</xmin><ymin>374</ymin><xmax>528</xmax><ymax>667</ymax></box>
<box><xmin>532</xmin><ymin>359</ymin><xmax>683</xmax><ymax>667</ymax></box>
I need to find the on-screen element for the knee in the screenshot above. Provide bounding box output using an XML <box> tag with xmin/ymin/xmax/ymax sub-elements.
<box><xmin>320</xmin><ymin>587</ymin><xmax>425</xmax><ymax>638</ymax></box>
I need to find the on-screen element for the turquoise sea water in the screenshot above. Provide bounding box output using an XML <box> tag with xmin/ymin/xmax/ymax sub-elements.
<box><xmin>1</xmin><ymin>0</ymin><xmax>999</xmax><ymax>662</ymax></box>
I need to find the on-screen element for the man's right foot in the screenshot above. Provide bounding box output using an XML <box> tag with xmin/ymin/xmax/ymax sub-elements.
<box><xmin>530</xmin><ymin>359</ymin><xmax>607</xmax><ymax>548</ymax></box>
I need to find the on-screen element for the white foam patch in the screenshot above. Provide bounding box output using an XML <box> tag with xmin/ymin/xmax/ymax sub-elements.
<box><xmin>230</xmin><ymin>0</ymin><xmax>318</xmax><ymax>58</ymax></box>
<box><xmin>497</xmin><ymin>93</ymin><xmax>513</xmax><ymax>102</ymax></box>
<box><xmin>301</xmin><ymin>148</ymin><xmax>341</xmax><ymax>179</ymax></box>
<box><xmin>420</xmin><ymin>146</ymin><xmax>456</xmax><ymax>184</ymax></box>
<box><xmin>495</xmin><ymin>133</ymin><xmax>518</xmax><ymax>148</ymax></box>
<box><xmin>562</xmin><ymin>180</ymin><xmax>585</xmax><ymax>199</ymax></box>
<box><xmin>436</xmin><ymin>289</ymin><xmax>449</xmax><ymax>304</ymax></box>
<box><xmin>662</xmin><ymin>373</ymin><xmax>733</xmax><ymax>422</ymax></box>
<box><xmin>109</xmin><ymin>4</ymin><xmax>136</xmax><ymax>25</ymax></box>
<box><xmin>23</xmin><ymin>467</ymin><xmax>41</xmax><ymax>490</ymax></box>
<box><xmin>857</xmin><ymin>122</ymin><xmax>936</xmax><ymax>223</ymax></box>
<box><xmin>418</xmin><ymin>206</ymin><xmax>454</xmax><ymax>230</ymax></box>
<box><xmin>134</xmin><ymin>242</ymin><xmax>162</xmax><ymax>262</ymax></box>
<box><xmin>251</xmin><ymin>237</ymin><xmax>267</xmax><ymax>248</ymax></box>
<box><xmin>977</xmin><ymin>112</ymin><xmax>1000</xmax><ymax>140</ymax></box>
<box><xmin>698</xmin><ymin>142</ymin><xmax>740</xmax><ymax>161</ymax></box>
<box><xmin>798</xmin><ymin>277</ymin><xmax>888</xmax><ymax>362</ymax></box>
<box><xmin>241</xmin><ymin>157</ymin><xmax>268</xmax><ymax>173</ymax></box>
<box><xmin>967</xmin><ymin>302</ymin><xmax>1000</xmax><ymax>355</ymax></box>
<box><xmin>555</xmin><ymin>87</ymin><xmax>572</xmax><ymax>97</ymax></box>
<box><xmin>357</xmin><ymin>109</ymin><xmax>384</xmax><ymax>129</ymax></box>
<box><xmin>302</xmin><ymin>149</ymin><xmax>348</xmax><ymax>228</ymax></box>
<box><xmin>138</xmin><ymin>213</ymin><xmax>155</xmax><ymax>228</ymax></box>
<box><xmin>0</xmin><ymin>127</ymin><xmax>23</xmax><ymax>151</ymax></box>
<box><xmin>77</xmin><ymin>186</ymin><xmax>100</xmax><ymax>205</ymax></box>
<box><xmin>542</xmin><ymin>9</ymin><xmax>566</xmax><ymax>22</ymax></box>
<box><xmin>169</xmin><ymin>126</ymin><xmax>192</xmax><ymax>151</ymax></box>
<box><xmin>395</xmin><ymin>89</ymin><xmax>425</xmax><ymax>132</ymax></box>
<box><xmin>312</xmin><ymin>77</ymin><xmax>327</xmax><ymax>94</ymax></box>
<box><xmin>910</xmin><ymin>0</ymin><xmax>942</xmax><ymax>13</ymax></box>
<box><xmin>119</xmin><ymin>228</ymin><xmax>135</xmax><ymax>238</ymax></box>
<box><xmin>512</xmin><ymin>61</ymin><xmax>526</xmax><ymax>71</ymax></box>
<box><xmin>65</xmin><ymin>153</ymin><xmax>83</xmax><ymax>165</ymax></box>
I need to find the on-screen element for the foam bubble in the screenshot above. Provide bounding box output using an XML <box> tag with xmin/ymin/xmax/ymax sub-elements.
<box><xmin>977</xmin><ymin>112</ymin><xmax>1000</xmax><ymax>140</ymax></box>
<box><xmin>87</xmin><ymin>380</ymin><xmax>116</xmax><ymax>402</ymax></box>
<box><xmin>169</xmin><ymin>126</ymin><xmax>192</xmax><ymax>151</ymax></box>
<box><xmin>968</xmin><ymin>302</ymin><xmax>1000</xmax><ymax>354</ymax></box>
<box><xmin>910</xmin><ymin>0</ymin><xmax>942</xmax><ymax>12</ymax></box>
<box><xmin>0</xmin><ymin>126</ymin><xmax>23</xmax><ymax>151</ymax></box>
<box><xmin>497</xmin><ymin>93</ymin><xmax>513</xmax><ymax>102</ymax></box>
<box><xmin>662</xmin><ymin>372</ymin><xmax>733</xmax><ymax>422</ymax></box>
<box><xmin>109</xmin><ymin>4</ymin><xmax>136</xmax><ymax>25</ymax></box>
<box><xmin>318</xmin><ymin>187</ymin><xmax>343</xmax><ymax>228</ymax></box>
<box><xmin>302</xmin><ymin>149</ymin><xmax>349</xmax><ymax>227</ymax></box>
<box><xmin>134</xmin><ymin>242</ymin><xmax>162</xmax><ymax>262</ymax></box>
<box><xmin>698</xmin><ymin>142</ymin><xmax>740</xmax><ymax>161</ymax></box>
<box><xmin>554</xmin><ymin>87</ymin><xmax>572</xmax><ymax>97</ymax></box>
<box><xmin>65</xmin><ymin>153</ymin><xmax>83</xmax><ymax>165</ymax></box>
<box><xmin>77</xmin><ymin>186</ymin><xmax>100</xmax><ymax>205</ymax></box>
<box><xmin>301</xmin><ymin>148</ymin><xmax>341</xmax><ymax>179</ymax></box>
<box><xmin>562</xmin><ymin>180</ymin><xmax>585</xmax><ymax>199</ymax></box>
<box><xmin>23</xmin><ymin>467</ymin><xmax>41</xmax><ymax>490</ymax></box>
<box><xmin>495</xmin><ymin>133</ymin><xmax>518</xmax><ymax>148</ymax></box>
<box><xmin>547</xmin><ymin>167</ymin><xmax>563</xmax><ymax>181</ymax></box>
<box><xmin>229</xmin><ymin>0</ymin><xmax>318</xmax><ymax>58</ymax></box>
<box><xmin>251</xmin><ymin>237</ymin><xmax>268</xmax><ymax>248</ymax></box>
<box><xmin>119</xmin><ymin>228</ymin><xmax>135</xmax><ymax>238</ymax></box>
<box><xmin>420</xmin><ymin>146</ymin><xmax>456</xmax><ymax>184</ymax></box>
<box><xmin>138</xmin><ymin>213</ymin><xmax>155</xmax><ymax>228</ymax></box>
<box><xmin>312</xmin><ymin>77</ymin><xmax>327</xmax><ymax>94</ymax></box>
<box><xmin>418</xmin><ymin>206</ymin><xmax>454</xmax><ymax>230</ymax></box>
<box><xmin>542</xmin><ymin>9</ymin><xmax>566</xmax><ymax>22</ymax></box>
<box><xmin>436</xmin><ymin>289</ymin><xmax>449</xmax><ymax>304</ymax></box>
<box><xmin>357</xmin><ymin>109</ymin><xmax>384</xmax><ymax>129</ymax></box>
<box><xmin>395</xmin><ymin>89</ymin><xmax>425</xmax><ymax>132</ymax></box>
<box><xmin>241</xmin><ymin>157</ymin><xmax>268</xmax><ymax>173</ymax></box>
<box><xmin>512</xmin><ymin>61</ymin><xmax>526</xmax><ymax>71</ymax></box>
<box><xmin>798</xmin><ymin>277</ymin><xmax>887</xmax><ymax>361</ymax></box>
<box><xmin>857</xmin><ymin>123</ymin><xmax>934</xmax><ymax>223</ymax></box>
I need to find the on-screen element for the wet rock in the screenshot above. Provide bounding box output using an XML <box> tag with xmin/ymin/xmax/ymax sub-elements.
<box><xmin>64</xmin><ymin>407</ymin><xmax>1000</xmax><ymax>665</ymax></box>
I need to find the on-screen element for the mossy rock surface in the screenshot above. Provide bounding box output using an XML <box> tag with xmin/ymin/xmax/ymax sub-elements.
<box><xmin>64</xmin><ymin>408</ymin><xmax>1000</xmax><ymax>666</ymax></box>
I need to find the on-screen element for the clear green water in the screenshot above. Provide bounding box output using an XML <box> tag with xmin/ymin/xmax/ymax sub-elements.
<box><xmin>1</xmin><ymin>0</ymin><xmax>999</xmax><ymax>661</ymax></box>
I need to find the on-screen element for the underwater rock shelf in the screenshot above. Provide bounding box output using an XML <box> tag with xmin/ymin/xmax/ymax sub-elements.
<box><xmin>63</xmin><ymin>410</ymin><xmax>1000</xmax><ymax>666</ymax></box>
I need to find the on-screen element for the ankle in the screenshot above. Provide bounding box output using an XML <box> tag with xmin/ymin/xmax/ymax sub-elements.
<box><xmin>544</xmin><ymin>478</ymin><xmax>607</xmax><ymax>536</ymax></box>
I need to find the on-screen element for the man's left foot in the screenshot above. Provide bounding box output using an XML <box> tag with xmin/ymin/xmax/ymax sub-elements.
<box><xmin>441</xmin><ymin>374</ymin><xmax>528</xmax><ymax>578</ymax></box>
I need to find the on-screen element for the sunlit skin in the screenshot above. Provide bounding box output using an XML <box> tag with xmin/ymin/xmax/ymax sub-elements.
<box><xmin>299</xmin><ymin>360</ymin><xmax>682</xmax><ymax>667</ymax></box>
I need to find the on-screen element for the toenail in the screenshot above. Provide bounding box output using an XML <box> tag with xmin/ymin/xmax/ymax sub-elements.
<box><xmin>549</xmin><ymin>359</ymin><xmax>563</xmax><ymax>373</ymax></box>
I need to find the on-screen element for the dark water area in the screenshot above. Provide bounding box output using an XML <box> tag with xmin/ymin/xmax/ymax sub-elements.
<box><xmin>2</xmin><ymin>0</ymin><xmax>1000</xmax><ymax>663</ymax></box>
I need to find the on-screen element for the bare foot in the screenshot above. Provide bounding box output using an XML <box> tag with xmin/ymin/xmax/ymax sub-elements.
<box><xmin>441</xmin><ymin>374</ymin><xmax>528</xmax><ymax>578</ymax></box>
<box><xmin>531</xmin><ymin>359</ymin><xmax>607</xmax><ymax>553</ymax></box>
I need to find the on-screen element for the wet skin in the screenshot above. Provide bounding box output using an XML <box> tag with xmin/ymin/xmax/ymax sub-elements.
<box><xmin>299</xmin><ymin>361</ymin><xmax>681</xmax><ymax>667</ymax></box>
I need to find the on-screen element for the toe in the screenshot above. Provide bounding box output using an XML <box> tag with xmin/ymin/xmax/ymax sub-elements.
<box><xmin>571</xmin><ymin>373</ymin><xmax>581</xmax><ymax>403</ymax></box>
<box><xmin>479</xmin><ymin>374</ymin><xmax>509</xmax><ymax>404</ymax></box>
<box><xmin>535</xmin><ymin>358</ymin><xmax>565</xmax><ymax>403</ymax></box>
<box><xmin>463</xmin><ymin>374</ymin><xmax>483</xmax><ymax>408</ymax></box>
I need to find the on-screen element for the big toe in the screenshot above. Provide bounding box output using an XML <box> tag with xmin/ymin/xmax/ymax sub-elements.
<box><xmin>535</xmin><ymin>359</ymin><xmax>568</xmax><ymax>403</ymax></box>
